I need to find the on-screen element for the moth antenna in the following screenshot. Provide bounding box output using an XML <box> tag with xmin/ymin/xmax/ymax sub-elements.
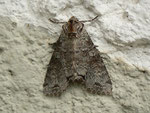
<box><xmin>79</xmin><ymin>16</ymin><xmax>99</xmax><ymax>23</ymax></box>
<box><xmin>49</xmin><ymin>18</ymin><xmax>67</xmax><ymax>24</ymax></box>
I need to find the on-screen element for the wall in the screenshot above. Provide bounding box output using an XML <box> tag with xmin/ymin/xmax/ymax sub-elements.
<box><xmin>0</xmin><ymin>0</ymin><xmax>150</xmax><ymax>113</ymax></box>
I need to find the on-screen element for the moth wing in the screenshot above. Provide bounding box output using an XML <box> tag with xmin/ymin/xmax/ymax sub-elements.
<box><xmin>43</xmin><ymin>31</ymin><xmax>69</xmax><ymax>96</ymax></box>
<box><xmin>76</xmin><ymin>29</ymin><xmax>112</xmax><ymax>95</ymax></box>
<box><xmin>86</xmin><ymin>48</ymin><xmax>112</xmax><ymax>95</ymax></box>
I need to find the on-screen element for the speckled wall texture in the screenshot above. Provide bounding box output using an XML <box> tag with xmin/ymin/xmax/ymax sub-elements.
<box><xmin>0</xmin><ymin>0</ymin><xmax>150</xmax><ymax>113</ymax></box>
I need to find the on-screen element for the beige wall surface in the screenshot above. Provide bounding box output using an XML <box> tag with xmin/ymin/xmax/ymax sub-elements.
<box><xmin>0</xmin><ymin>0</ymin><xmax>150</xmax><ymax>113</ymax></box>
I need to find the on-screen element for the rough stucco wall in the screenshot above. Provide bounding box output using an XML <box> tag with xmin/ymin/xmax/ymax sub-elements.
<box><xmin>0</xmin><ymin>0</ymin><xmax>150</xmax><ymax>113</ymax></box>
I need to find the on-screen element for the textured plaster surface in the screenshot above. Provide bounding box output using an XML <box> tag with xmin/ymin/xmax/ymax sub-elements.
<box><xmin>0</xmin><ymin>0</ymin><xmax>150</xmax><ymax>113</ymax></box>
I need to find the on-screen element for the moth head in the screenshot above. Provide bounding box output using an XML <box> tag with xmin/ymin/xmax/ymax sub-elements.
<box><xmin>50</xmin><ymin>16</ymin><xmax>98</xmax><ymax>37</ymax></box>
<box><xmin>68</xmin><ymin>16</ymin><xmax>80</xmax><ymax>26</ymax></box>
<box><xmin>66</xmin><ymin>16</ymin><xmax>83</xmax><ymax>37</ymax></box>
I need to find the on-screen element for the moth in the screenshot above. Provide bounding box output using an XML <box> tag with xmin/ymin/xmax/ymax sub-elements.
<box><xmin>43</xmin><ymin>16</ymin><xmax>112</xmax><ymax>96</ymax></box>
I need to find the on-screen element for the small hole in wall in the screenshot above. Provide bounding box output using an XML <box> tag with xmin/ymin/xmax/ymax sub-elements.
<box><xmin>0</xmin><ymin>47</ymin><xmax>4</xmax><ymax>54</ymax></box>
<box><xmin>123</xmin><ymin>11</ymin><xmax>129</xmax><ymax>19</ymax></box>
<box><xmin>141</xmin><ymin>70</ymin><xmax>146</xmax><ymax>74</ymax></box>
<box><xmin>8</xmin><ymin>69</ymin><xmax>15</xmax><ymax>76</ymax></box>
<box><xmin>11</xmin><ymin>22</ymin><xmax>17</xmax><ymax>28</ymax></box>
<box><xmin>116</xmin><ymin>63</ymin><xmax>119</xmax><ymax>65</ymax></box>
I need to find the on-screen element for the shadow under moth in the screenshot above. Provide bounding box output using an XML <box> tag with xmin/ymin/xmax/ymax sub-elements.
<box><xmin>43</xmin><ymin>16</ymin><xmax>112</xmax><ymax>96</ymax></box>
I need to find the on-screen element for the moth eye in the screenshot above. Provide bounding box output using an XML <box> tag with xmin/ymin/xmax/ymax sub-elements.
<box><xmin>69</xmin><ymin>20</ymin><xmax>73</xmax><ymax>23</ymax></box>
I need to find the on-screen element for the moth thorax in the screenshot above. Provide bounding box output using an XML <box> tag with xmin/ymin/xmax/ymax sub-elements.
<box><xmin>68</xmin><ymin>33</ymin><xmax>77</xmax><ymax>38</ymax></box>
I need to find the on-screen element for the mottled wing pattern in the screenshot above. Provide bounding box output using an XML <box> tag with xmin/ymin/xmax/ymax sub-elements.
<box><xmin>43</xmin><ymin>31</ymin><xmax>70</xmax><ymax>96</ymax></box>
<box><xmin>44</xmin><ymin>16</ymin><xmax>112</xmax><ymax>96</ymax></box>
<box><xmin>75</xmin><ymin>29</ymin><xmax>112</xmax><ymax>95</ymax></box>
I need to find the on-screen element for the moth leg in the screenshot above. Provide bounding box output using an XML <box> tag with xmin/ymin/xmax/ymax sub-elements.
<box><xmin>77</xmin><ymin>23</ymin><xmax>84</xmax><ymax>34</ymax></box>
<box><xmin>43</xmin><ymin>52</ymin><xmax>68</xmax><ymax>96</ymax></box>
<box><xmin>62</xmin><ymin>24</ymin><xmax>68</xmax><ymax>34</ymax></box>
<box><xmin>85</xmin><ymin>49</ymin><xmax>112</xmax><ymax>95</ymax></box>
